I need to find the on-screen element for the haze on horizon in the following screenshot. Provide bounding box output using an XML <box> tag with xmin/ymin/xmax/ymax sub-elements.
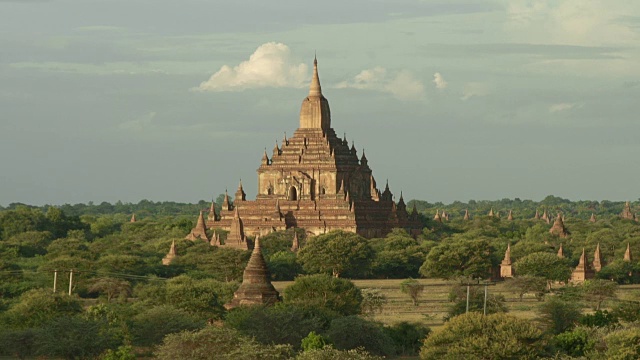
<box><xmin>1</xmin><ymin>0</ymin><xmax>640</xmax><ymax>207</ymax></box>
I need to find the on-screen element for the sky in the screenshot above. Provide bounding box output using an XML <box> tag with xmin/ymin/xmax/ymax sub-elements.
<box><xmin>1</xmin><ymin>0</ymin><xmax>640</xmax><ymax>206</ymax></box>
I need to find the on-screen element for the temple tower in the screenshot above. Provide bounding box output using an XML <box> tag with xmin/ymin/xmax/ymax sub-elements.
<box><xmin>621</xmin><ymin>201</ymin><xmax>635</xmax><ymax>220</ymax></box>
<box><xmin>130</xmin><ymin>214</ymin><xmax>137</xmax><ymax>223</ymax></box>
<box><xmin>571</xmin><ymin>248</ymin><xmax>595</xmax><ymax>283</ymax></box>
<box><xmin>162</xmin><ymin>240</ymin><xmax>177</xmax><ymax>265</ymax></box>
<box><xmin>549</xmin><ymin>213</ymin><xmax>569</xmax><ymax>238</ymax></box>
<box><xmin>185</xmin><ymin>211</ymin><xmax>209</xmax><ymax>241</ymax></box>
<box><xmin>592</xmin><ymin>243</ymin><xmax>604</xmax><ymax>272</ymax></box>
<box><xmin>624</xmin><ymin>243</ymin><xmax>633</xmax><ymax>262</ymax></box>
<box><xmin>463</xmin><ymin>209</ymin><xmax>470</xmax><ymax>221</ymax></box>
<box><xmin>500</xmin><ymin>243</ymin><xmax>514</xmax><ymax>278</ymax></box>
<box><xmin>533</xmin><ymin>209</ymin><xmax>540</xmax><ymax>220</ymax></box>
<box><xmin>589</xmin><ymin>213</ymin><xmax>596</xmax><ymax>223</ymax></box>
<box><xmin>557</xmin><ymin>244</ymin><xmax>564</xmax><ymax>258</ymax></box>
<box><xmin>291</xmin><ymin>231</ymin><xmax>300</xmax><ymax>252</ymax></box>
<box><xmin>224</xmin><ymin>236</ymin><xmax>280</xmax><ymax>309</ymax></box>
<box><xmin>507</xmin><ymin>210</ymin><xmax>514</xmax><ymax>221</ymax></box>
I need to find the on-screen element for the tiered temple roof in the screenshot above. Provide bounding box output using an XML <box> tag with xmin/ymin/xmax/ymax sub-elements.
<box><xmin>203</xmin><ymin>58</ymin><xmax>421</xmax><ymax>239</ymax></box>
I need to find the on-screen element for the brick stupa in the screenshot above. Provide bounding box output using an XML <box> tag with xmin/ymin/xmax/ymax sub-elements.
<box><xmin>130</xmin><ymin>214</ymin><xmax>136</xmax><ymax>223</ymax></box>
<box><xmin>205</xmin><ymin>58</ymin><xmax>421</xmax><ymax>241</ymax></box>
<box><xmin>507</xmin><ymin>210</ymin><xmax>514</xmax><ymax>221</ymax></box>
<box><xmin>185</xmin><ymin>211</ymin><xmax>209</xmax><ymax>241</ymax></box>
<box><xmin>621</xmin><ymin>201</ymin><xmax>636</xmax><ymax>220</ymax></box>
<box><xmin>533</xmin><ymin>209</ymin><xmax>540</xmax><ymax>220</ymax></box>
<box><xmin>592</xmin><ymin>243</ymin><xmax>604</xmax><ymax>272</ymax></box>
<box><xmin>589</xmin><ymin>213</ymin><xmax>596</xmax><ymax>223</ymax></box>
<box><xmin>624</xmin><ymin>243</ymin><xmax>633</xmax><ymax>262</ymax></box>
<box><xmin>162</xmin><ymin>240</ymin><xmax>177</xmax><ymax>266</ymax></box>
<box><xmin>463</xmin><ymin>209</ymin><xmax>470</xmax><ymax>221</ymax></box>
<box><xmin>549</xmin><ymin>213</ymin><xmax>569</xmax><ymax>238</ymax></box>
<box><xmin>571</xmin><ymin>248</ymin><xmax>595</xmax><ymax>283</ymax></box>
<box><xmin>224</xmin><ymin>236</ymin><xmax>280</xmax><ymax>309</ymax></box>
<box><xmin>500</xmin><ymin>243</ymin><xmax>514</xmax><ymax>278</ymax></box>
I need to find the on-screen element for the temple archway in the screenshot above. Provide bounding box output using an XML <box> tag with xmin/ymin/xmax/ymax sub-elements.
<box><xmin>288</xmin><ymin>186</ymin><xmax>297</xmax><ymax>201</ymax></box>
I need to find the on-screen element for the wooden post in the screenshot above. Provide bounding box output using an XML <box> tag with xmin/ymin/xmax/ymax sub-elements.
<box><xmin>53</xmin><ymin>270</ymin><xmax>58</xmax><ymax>293</ymax></box>
<box><xmin>68</xmin><ymin>269</ymin><xmax>73</xmax><ymax>296</ymax></box>
<box><xmin>466</xmin><ymin>285</ymin><xmax>470</xmax><ymax>314</ymax></box>
<box><xmin>483</xmin><ymin>284</ymin><xmax>488</xmax><ymax>315</ymax></box>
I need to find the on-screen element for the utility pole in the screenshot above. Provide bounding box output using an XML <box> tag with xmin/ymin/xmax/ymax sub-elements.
<box><xmin>53</xmin><ymin>270</ymin><xmax>58</xmax><ymax>293</ymax></box>
<box><xmin>483</xmin><ymin>283</ymin><xmax>488</xmax><ymax>315</ymax></box>
<box><xmin>466</xmin><ymin>285</ymin><xmax>470</xmax><ymax>314</ymax></box>
<box><xmin>68</xmin><ymin>269</ymin><xmax>73</xmax><ymax>296</ymax></box>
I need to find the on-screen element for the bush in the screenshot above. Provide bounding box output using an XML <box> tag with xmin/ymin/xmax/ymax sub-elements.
<box><xmin>384</xmin><ymin>322</ymin><xmax>430</xmax><ymax>356</ymax></box>
<box><xmin>295</xmin><ymin>346</ymin><xmax>383</xmax><ymax>360</ymax></box>
<box><xmin>130</xmin><ymin>305</ymin><xmax>205</xmax><ymax>347</ymax></box>
<box><xmin>284</xmin><ymin>274</ymin><xmax>363</xmax><ymax>316</ymax></box>
<box><xmin>537</xmin><ymin>297</ymin><xmax>582</xmax><ymax>334</ymax></box>
<box><xmin>553</xmin><ymin>327</ymin><xmax>596</xmax><ymax>357</ymax></box>
<box><xmin>325</xmin><ymin>316</ymin><xmax>396</xmax><ymax>356</ymax></box>
<box><xmin>579</xmin><ymin>310</ymin><xmax>619</xmax><ymax>329</ymax></box>
<box><xmin>301</xmin><ymin>331</ymin><xmax>329</xmax><ymax>351</ymax></box>
<box><xmin>225</xmin><ymin>303</ymin><xmax>333</xmax><ymax>349</ymax></box>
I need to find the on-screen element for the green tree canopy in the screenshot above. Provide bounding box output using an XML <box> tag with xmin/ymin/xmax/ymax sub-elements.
<box><xmin>420</xmin><ymin>237</ymin><xmax>493</xmax><ymax>279</ymax></box>
<box><xmin>283</xmin><ymin>274</ymin><xmax>363</xmax><ymax>316</ymax></box>
<box><xmin>297</xmin><ymin>230</ymin><xmax>373</xmax><ymax>278</ymax></box>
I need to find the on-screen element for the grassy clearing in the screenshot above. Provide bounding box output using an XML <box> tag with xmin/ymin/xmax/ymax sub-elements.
<box><xmin>273</xmin><ymin>279</ymin><xmax>640</xmax><ymax>330</ymax></box>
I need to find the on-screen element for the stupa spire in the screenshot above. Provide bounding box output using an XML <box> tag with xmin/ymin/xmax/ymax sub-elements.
<box><xmin>507</xmin><ymin>210</ymin><xmax>514</xmax><ymax>221</ymax></box>
<box><xmin>224</xmin><ymin>235</ymin><xmax>280</xmax><ymax>309</ymax></box>
<box><xmin>185</xmin><ymin>210</ymin><xmax>209</xmax><ymax>241</ymax></box>
<box><xmin>589</xmin><ymin>213</ymin><xmax>596</xmax><ymax>223</ymax></box>
<box><xmin>624</xmin><ymin>243</ymin><xmax>632</xmax><ymax>262</ymax></box>
<box><xmin>162</xmin><ymin>240</ymin><xmax>177</xmax><ymax>265</ymax></box>
<box><xmin>130</xmin><ymin>213</ymin><xmax>136</xmax><ymax>223</ymax></box>
<box><xmin>593</xmin><ymin>243</ymin><xmax>604</xmax><ymax>272</ymax></box>
<box><xmin>309</xmin><ymin>55</ymin><xmax>322</xmax><ymax>97</ymax></box>
<box><xmin>291</xmin><ymin>231</ymin><xmax>300</xmax><ymax>252</ymax></box>
<box><xmin>557</xmin><ymin>244</ymin><xmax>564</xmax><ymax>258</ymax></box>
<box><xmin>463</xmin><ymin>209</ymin><xmax>470</xmax><ymax>220</ymax></box>
<box><xmin>500</xmin><ymin>243</ymin><xmax>514</xmax><ymax>278</ymax></box>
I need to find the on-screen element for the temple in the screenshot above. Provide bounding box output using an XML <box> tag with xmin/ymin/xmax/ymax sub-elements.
<box><xmin>621</xmin><ymin>201</ymin><xmax>636</xmax><ymax>220</ymax></box>
<box><xmin>571</xmin><ymin>248</ymin><xmax>594</xmax><ymax>282</ymax></box>
<box><xmin>500</xmin><ymin>243</ymin><xmax>514</xmax><ymax>278</ymax></box>
<box><xmin>549</xmin><ymin>213</ymin><xmax>569</xmax><ymax>238</ymax></box>
<box><xmin>162</xmin><ymin>240</ymin><xmax>177</xmax><ymax>265</ymax></box>
<box><xmin>206</xmin><ymin>58</ymin><xmax>421</xmax><ymax>245</ymax></box>
<box><xmin>224</xmin><ymin>236</ymin><xmax>280</xmax><ymax>309</ymax></box>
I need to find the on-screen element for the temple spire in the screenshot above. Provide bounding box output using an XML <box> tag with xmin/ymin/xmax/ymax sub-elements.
<box><xmin>130</xmin><ymin>213</ymin><xmax>136</xmax><ymax>223</ymax></box>
<box><xmin>291</xmin><ymin>231</ymin><xmax>300</xmax><ymax>252</ymax></box>
<box><xmin>500</xmin><ymin>243</ymin><xmax>514</xmax><ymax>278</ymax></box>
<box><xmin>624</xmin><ymin>243</ymin><xmax>633</xmax><ymax>262</ymax></box>
<box><xmin>309</xmin><ymin>56</ymin><xmax>322</xmax><ymax>97</ymax></box>
<box><xmin>557</xmin><ymin>244</ymin><xmax>564</xmax><ymax>258</ymax></box>
<box><xmin>593</xmin><ymin>243</ymin><xmax>604</xmax><ymax>272</ymax></box>
<box><xmin>162</xmin><ymin>240</ymin><xmax>177</xmax><ymax>265</ymax></box>
<box><xmin>463</xmin><ymin>209</ymin><xmax>470</xmax><ymax>221</ymax></box>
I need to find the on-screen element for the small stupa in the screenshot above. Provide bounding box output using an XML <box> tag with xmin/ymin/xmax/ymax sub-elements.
<box><xmin>291</xmin><ymin>231</ymin><xmax>300</xmax><ymax>252</ymax></box>
<box><xmin>589</xmin><ymin>213</ymin><xmax>596</xmax><ymax>223</ymax></box>
<box><xmin>557</xmin><ymin>244</ymin><xmax>564</xmax><ymax>258</ymax></box>
<box><xmin>463</xmin><ymin>209</ymin><xmax>470</xmax><ymax>221</ymax></box>
<box><xmin>592</xmin><ymin>243</ymin><xmax>604</xmax><ymax>272</ymax></box>
<box><xmin>621</xmin><ymin>201</ymin><xmax>635</xmax><ymax>220</ymax></box>
<box><xmin>488</xmin><ymin>208</ymin><xmax>495</xmax><ymax>217</ymax></box>
<box><xmin>500</xmin><ymin>243</ymin><xmax>514</xmax><ymax>278</ymax></box>
<box><xmin>162</xmin><ymin>240</ymin><xmax>177</xmax><ymax>265</ymax></box>
<box><xmin>433</xmin><ymin>210</ymin><xmax>442</xmax><ymax>223</ymax></box>
<box><xmin>130</xmin><ymin>214</ymin><xmax>137</xmax><ymax>223</ymax></box>
<box><xmin>549</xmin><ymin>213</ymin><xmax>569</xmax><ymax>238</ymax></box>
<box><xmin>624</xmin><ymin>243</ymin><xmax>633</xmax><ymax>262</ymax></box>
<box><xmin>225</xmin><ymin>207</ymin><xmax>248</xmax><ymax>250</ymax></box>
<box><xmin>507</xmin><ymin>210</ymin><xmax>514</xmax><ymax>221</ymax></box>
<box><xmin>185</xmin><ymin>211</ymin><xmax>209</xmax><ymax>241</ymax></box>
<box><xmin>533</xmin><ymin>210</ymin><xmax>540</xmax><ymax>220</ymax></box>
<box><xmin>541</xmin><ymin>209</ymin><xmax>550</xmax><ymax>224</ymax></box>
<box><xmin>224</xmin><ymin>236</ymin><xmax>280</xmax><ymax>309</ymax></box>
<box><xmin>571</xmin><ymin>248</ymin><xmax>595</xmax><ymax>283</ymax></box>
<box><xmin>207</xmin><ymin>199</ymin><xmax>218</xmax><ymax>222</ymax></box>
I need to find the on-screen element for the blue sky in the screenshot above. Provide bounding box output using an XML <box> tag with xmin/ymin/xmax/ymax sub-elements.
<box><xmin>1</xmin><ymin>0</ymin><xmax>639</xmax><ymax>205</ymax></box>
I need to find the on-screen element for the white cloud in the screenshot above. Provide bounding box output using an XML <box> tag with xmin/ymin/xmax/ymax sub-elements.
<box><xmin>433</xmin><ymin>72</ymin><xmax>447</xmax><ymax>90</ymax></box>
<box><xmin>505</xmin><ymin>0</ymin><xmax>638</xmax><ymax>46</ymax></box>
<box><xmin>336</xmin><ymin>67</ymin><xmax>425</xmax><ymax>101</ymax></box>
<box><xmin>461</xmin><ymin>82</ymin><xmax>490</xmax><ymax>101</ymax></box>
<box><xmin>118</xmin><ymin>111</ymin><xmax>156</xmax><ymax>132</ymax></box>
<box><xmin>195</xmin><ymin>42</ymin><xmax>308</xmax><ymax>92</ymax></box>
<box><xmin>549</xmin><ymin>102</ymin><xmax>582</xmax><ymax>113</ymax></box>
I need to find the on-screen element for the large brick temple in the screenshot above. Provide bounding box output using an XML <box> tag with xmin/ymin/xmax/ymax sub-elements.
<box><xmin>204</xmin><ymin>58</ymin><xmax>422</xmax><ymax>248</ymax></box>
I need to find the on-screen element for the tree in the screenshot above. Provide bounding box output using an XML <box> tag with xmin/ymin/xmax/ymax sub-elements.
<box><xmin>419</xmin><ymin>237</ymin><xmax>493</xmax><ymax>279</ymax></box>
<box><xmin>553</xmin><ymin>327</ymin><xmax>596</xmax><ymax>357</ymax></box>
<box><xmin>597</xmin><ymin>260</ymin><xmax>640</xmax><ymax>284</ymax></box>
<box><xmin>297</xmin><ymin>230</ymin><xmax>373</xmax><ymax>278</ymax></box>
<box><xmin>360</xmin><ymin>288</ymin><xmax>387</xmax><ymax>315</ymax></box>
<box><xmin>225</xmin><ymin>303</ymin><xmax>332</xmax><ymax>349</ymax></box>
<box><xmin>267</xmin><ymin>251</ymin><xmax>301</xmax><ymax>281</ymax></box>
<box><xmin>369</xmin><ymin>229</ymin><xmax>427</xmax><ymax>278</ymax></box>
<box><xmin>88</xmin><ymin>278</ymin><xmax>131</xmax><ymax>302</ymax></box>
<box><xmin>384</xmin><ymin>322</ymin><xmax>431</xmax><ymax>356</ymax></box>
<box><xmin>34</xmin><ymin>316</ymin><xmax>121</xmax><ymax>360</ymax></box>
<box><xmin>295</xmin><ymin>346</ymin><xmax>383</xmax><ymax>360</ymax></box>
<box><xmin>400</xmin><ymin>278</ymin><xmax>425</xmax><ymax>306</ymax></box>
<box><xmin>5</xmin><ymin>289</ymin><xmax>83</xmax><ymax>328</ymax></box>
<box><xmin>603</xmin><ymin>327</ymin><xmax>640</xmax><ymax>360</ymax></box>
<box><xmin>513</xmin><ymin>252</ymin><xmax>572</xmax><ymax>287</ymax></box>
<box><xmin>537</xmin><ymin>297</ymin><xmax>582</xmax><ymax>334</ymax></box>
<box><xmin>130</xmin><ymin>305</ymin><xmax>205</xmax><ymax>347</ymax></box>
<box><xmin>325</xmin><ymin>316</ymin><xmax>396</xmax><ymax>356</ymax></box>
<box><xmin>420</xmin><ymin>313</ymin><xmax>545</xmax><ymax>360</ymax></box>
<box><xmin>581</xmin><ymin>279</ymin><xmax>618</xmax><ymax>310</ymax></box>
<box><xmin>155</xmin><ymin>326</ymin><xmax>292</xmax><ymax>360</ymax></box>
<box><xmin>508</xmin><ymin>276</ymin><xmax>548</xmax><ymax>301</ymax></box>
<box><xmin>283</xmin><ymin>274</ymin><xmax>363</xmax><ymax>316</ymax></box>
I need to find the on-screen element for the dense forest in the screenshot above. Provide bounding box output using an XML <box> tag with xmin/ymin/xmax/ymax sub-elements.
<box><xmin>0</xmin><ymin>196</ymin><xmax>639</xmax><ymax>359</ymax></box>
